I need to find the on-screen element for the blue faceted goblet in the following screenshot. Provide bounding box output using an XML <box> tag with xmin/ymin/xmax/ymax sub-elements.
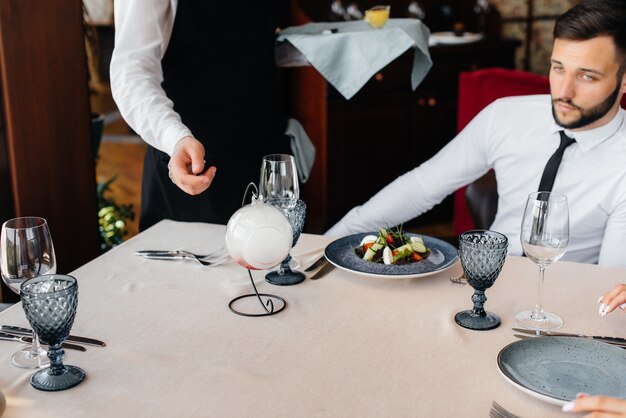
<box><xmin>21</xmin><ymin>274</ymin><xmax>85</xmax><ymax>391</ymax></box>
<box><xmin>455</xmin><ymin>230</ymin><xmax>508</xmax><ymax>331</ymax></box>
<box><xmin>265</xmin><ymin>198</ymin><xmax>307</xmax><ymax>286</ymax></box>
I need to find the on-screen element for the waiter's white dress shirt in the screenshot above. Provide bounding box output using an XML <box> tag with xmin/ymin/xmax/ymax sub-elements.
<box><xmin>110</xmin><ymin>0</ymin><xmax>187</xmax><ymax>156</ymax></box>
<box><xmin>326</xmin><ymin>95</ymin><xmax>626</xmax><ymax>267</ymax></box>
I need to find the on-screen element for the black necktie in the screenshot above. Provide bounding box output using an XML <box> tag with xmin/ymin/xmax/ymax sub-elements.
<box><xmin>537</xmin><ymin>131</ymin><xmax>576</xmax><ymax>192</ymax></box>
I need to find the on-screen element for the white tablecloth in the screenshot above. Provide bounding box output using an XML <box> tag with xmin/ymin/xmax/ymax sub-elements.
<box><xmin>0</xmin><ymin>220</ymin><xmax>625</xmax><ymax>417</ymax></box>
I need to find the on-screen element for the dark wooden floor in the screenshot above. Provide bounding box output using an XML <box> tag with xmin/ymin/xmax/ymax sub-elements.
<box><xmin>92</xmin><ymin>89</ymin><xmax>145</xmax><ymax>238</ymax></box>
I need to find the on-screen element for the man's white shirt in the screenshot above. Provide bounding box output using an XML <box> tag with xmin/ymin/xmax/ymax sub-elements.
<box><xmin>327</xmin><ymin>95</ymin><xmax>626</xmax><ymax>268</ymax></box>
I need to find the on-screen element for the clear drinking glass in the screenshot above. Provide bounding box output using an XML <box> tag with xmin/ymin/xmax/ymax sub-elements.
<box><xmin>21</xmin><ymin>274</ymin><xmax>84</xmax><ymax>391</ymax></box>
<box><xmin>259</xmin><ymin>154</ymin><xmax>303</xmax><ymax>271</ymax></box>
<box><xmin>258</xmin><ymin>154</ymin><xmax>299</xmax><ymax>203</ymax></box>
<box><xmin>0</xmin><ymin>217</ymin><xmax>55</xmax><ymax>368</ymax></box>
<box><xmin>516</xmin><ymin>192</ymin><xmax>569</xmax><ymax>331</ymax></box>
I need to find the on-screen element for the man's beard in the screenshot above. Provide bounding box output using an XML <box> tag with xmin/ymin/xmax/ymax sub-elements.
<box><xmin>552</xmin><ymin>81</ymin><xmax>621</xmax><ymax>130</ymax></box>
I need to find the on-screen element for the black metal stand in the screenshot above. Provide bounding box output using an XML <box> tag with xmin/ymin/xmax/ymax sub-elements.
<box><xmin>228</xmin><ymin>270</ymin><xmax>286</xmax><ymax>317</ymax></box>
<box><xmin>228</xmin><ymin>182</ymin><xmax>287</xmax><ymax>317</ymax></box>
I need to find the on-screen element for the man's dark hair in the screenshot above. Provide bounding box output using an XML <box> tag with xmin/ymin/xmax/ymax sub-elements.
<box><xmin>554</xmin><ymin>0</ymin><xmax>626</xmax><ymax>75</ymax></box>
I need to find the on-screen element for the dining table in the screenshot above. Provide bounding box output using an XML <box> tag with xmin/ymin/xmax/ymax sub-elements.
<box><xmin>0</xmin><ymin>219</ymin><xmax>625</xmax><ymax>417</ymax></box>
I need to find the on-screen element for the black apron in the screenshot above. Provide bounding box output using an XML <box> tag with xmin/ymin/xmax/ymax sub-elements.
<box><xmin>139</xmin><ymin>1</ymin><xmax>291</xmax><ymax>231</ymax></box>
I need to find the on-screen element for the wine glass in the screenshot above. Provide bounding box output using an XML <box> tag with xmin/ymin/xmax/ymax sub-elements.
<box><xmin>0</xmin><ymin>217</ymin><xmax>55</xmax><ymax>368</ymax></box>
<box><xmin>259</xmin><ymin>154</ymin><xmax>304</xmax><ymax>271</ymax></box>
<box><xmin>516</xmin><ymin>191</ymin><xmax>569</xmax><ymax>331</ymax></box>
<box><xmin>454</xmin><ymin>230</ymin><xmax>508</xmax><ymax>330</ymax></box>
<box><xmin>258</xmin><ymin>154</ymin><xmax>299</xmax><ymax>203</ymax></box>
<box><xmin>21</xmin><ymin>274</ymin><xmax>85</xmax><ymax>391</ymax></box>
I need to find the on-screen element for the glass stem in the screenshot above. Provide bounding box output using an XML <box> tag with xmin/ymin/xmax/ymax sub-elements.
<box><xmin>471</xmin><ymin>289</ymin><xmax>487</xmax><ymax>317</ymax></box>
<box><xmin>46</xmin><ymin>343</ymin><xmax>67</xmax><ymax>376</ymax></box>
<box><xmin>532</xmin><ymin>266</ymin><xmax>546</xmax><ymax>321</ymax></box>
<box><xmin>278</xmin><ymin>254</ymin><xmax>292</xmax><ymax>275</ymax></box>
<box><xmin>31</xmin><ymin>333</ymin><xmax>44</xmax><ymax>366</ymax></box>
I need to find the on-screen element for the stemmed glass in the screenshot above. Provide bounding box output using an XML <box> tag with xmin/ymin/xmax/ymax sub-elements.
<box><xmin>516</xmin><ymin>191</ymin><xmax>569</xmax><ymax>331</ymax></box>
<box><xmin>259</xmin><ymin>154</ymin><xmax>299</xmax><ymax>203</ymax></box>
<box><xmin>259</xmin><ymin>154</ymin><xmax>308</xmax><ymax>285</ymax></box>
<box><xmin>0</xmin><ymin>217</ymin><xmax>55</xmax><ymax>368</ymax></box>
<box><xmin>454</xmin><ymin>230</ymin><xmax>508</xmax><ymax>330</ymax></box>
<box><xmin>21</xmin><ymin>274</ymin><xmax>85</xmax><ymax>391</ymax></box>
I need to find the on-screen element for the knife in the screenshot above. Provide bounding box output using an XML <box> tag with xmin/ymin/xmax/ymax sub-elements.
<box><xmin>310</xmin><ymin>261</ymin><xmax>335</xmax><ymax>280</ymax></box>
<box><xmin>1</xmin><ymin>325</ymin><xmax>106</xmax><ymax>347</ymax></box>
<box><xmin>513</xmin><ymin>327</ymin><xmax>626</xmax><ymax>345</ymax></box>
<box><xmin>0</xmin><ymin>332</ymin><xmax>87</xmax><ymax>352</ymax></box>
<box><xmin>304</xmin><ymin>255</ymin><xmax>327</xmax><ymax>272</ymax></box>
<box><xmin>135</xmin><ymin>250</ymin><xmax>187</xmax><ymax>258</ymax></box>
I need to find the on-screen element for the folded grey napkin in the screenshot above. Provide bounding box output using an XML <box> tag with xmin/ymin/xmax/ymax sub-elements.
<box><xmin>277</xmin><ymin>19</ymin><xmax>432</xmax><ymax>100</ymax></box>
<box><xmin>286</xmin><ymin>118</ymin><xmax>315</xmax><ymax>184</ymax></box>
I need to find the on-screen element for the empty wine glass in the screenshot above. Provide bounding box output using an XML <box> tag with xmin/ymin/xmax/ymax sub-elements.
<box><xmin>454</xmin><ymin>230</ymin><xmax>508</xmax><ymax>330</ymax></box>
<box><xmin>516</xmin><ymin>191</ymin><xmax>569</xmax><ymax>331</ymax></box>
<box><xmin>265</xmin><ymin>199</ymin><xmax>307</xmax><ymax>286</ymax></box>
<box><xmin>258</xmin><ymin>154</ymin><xmax>299</xmax><ymax>203</ymax></box>
<box><xmin>259</xmin><ymin>154</ymin><xmax>302</xmax><ymax>269</ymax></box>
<box><xmin>0</xmin><ymin>217</ymin><xmax>55</xmax><ymax>368</ymax></box>
<box><xmin>21</xmin><ymin>274</ymin><xmax>84</xmax><ymax>391</ymax></box>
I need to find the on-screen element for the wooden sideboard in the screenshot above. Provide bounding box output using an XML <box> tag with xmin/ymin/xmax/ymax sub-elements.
<box><xmin>286</xmin><ymin>38</ymin><xmax>521</xmax><ymax>234</ymax></box>
<box><xmin>0</xmin><ymin>0</ymin><xmax>101</xmax><ymax>301</ymax></box>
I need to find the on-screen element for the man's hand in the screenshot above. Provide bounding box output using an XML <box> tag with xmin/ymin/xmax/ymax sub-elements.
<box><xmin>168</xmin><ymin>136</ymin><xmax>217</xmax><ymax>195</ymax></box>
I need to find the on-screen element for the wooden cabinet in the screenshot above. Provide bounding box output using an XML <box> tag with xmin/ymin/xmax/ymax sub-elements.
<box><xmin>287</xmin><ymin>38</ymin><xmax>520</xmax><ymax>234</ymax></box>
<box><xmin>0</xmin><ymin>0</ymin><xmax>101</xmax><ymax>301</ymax></box>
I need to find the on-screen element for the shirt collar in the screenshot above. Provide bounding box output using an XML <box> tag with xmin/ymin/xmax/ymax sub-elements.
<box><xmin>549</xmin><ymin>108</ymin><xmax>624</xmax><ymax>153</ymax></box>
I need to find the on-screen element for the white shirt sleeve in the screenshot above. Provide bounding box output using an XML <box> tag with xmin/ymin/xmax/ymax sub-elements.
<box><xmin>110</xmin><ymin>0</ymin><xmax>192</xmax><ymax>156</ymax></box>
<box><xmin>325</xmin><ymin>103</ymin><xmax>498</xmax><ymax>237</ymax></box>
<box><xmin>597</xmin><ymin>184</ymin><xmax>626</xmax><ymax>268</ymax></box>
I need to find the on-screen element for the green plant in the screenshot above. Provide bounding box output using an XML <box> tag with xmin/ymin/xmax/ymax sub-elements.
<box><xmin>97</xmin><ymin>176</ymin><xmax>135</xmax><ymax>251</ymax></box>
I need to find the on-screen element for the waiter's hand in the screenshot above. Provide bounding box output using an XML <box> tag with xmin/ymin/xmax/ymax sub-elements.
<box><xmin>168</xmin><ymin>136</ymin><xmax>217</xmax><ymax>195</ymax></box>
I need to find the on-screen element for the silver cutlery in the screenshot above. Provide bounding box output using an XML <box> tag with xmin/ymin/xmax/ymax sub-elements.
<box><xmin>0</xmin><ymin>332</ymin><xmax>86</xmax><ymax>352</ymax></box>
<box><xmin>134</xmin><ymin>251</ymin><xmax>228</xmax><ymax>267</ymax></box>
<box><xmin>490</xmin><ymin>401</ymin><xmax>521</xmax><ymax>418</ymax></box>
<box><xmin>449</xmin><ymin>274</ymin><xmax>467</xmax><ymax>285</ymax></box>
<box><xmin>304</xmin><ymin>255</ymin><xmax>327</xmax><ymax>272</ymax></box>
<box><xmin>310</xmin><ymin>261</ymin><xmax>335</xmax><ymax>280</ymax></box>
<box><xmin>513</xmin><ymin>327</ymin><xmax>626</xmax><ymax>346</ymax></box>
<box><xmin>1</xmin><ymin>325</ymin><xmax>106</xmax><ymax>347</ymax></box>
<box><xmin>135</xmin><ymin>248</ymin><xmax>224</xmax><ymax>259</ymax></box>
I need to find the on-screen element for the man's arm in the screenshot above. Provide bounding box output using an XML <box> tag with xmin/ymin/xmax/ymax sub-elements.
<box><xmin>110</xmin><ymin>0</ymin><xmax>190</xmax><ymax>156</ymax></box>
<box><xmin>597</xmin><ymin>184</ymin><xmax>626</xmax><ymax>267</ymax></box>
<box><xmin>110</xmin><ymin>0</ymin><xmax>215</xmax><ymax>194</ymax></box>
<box><xmin>325</xmin><ymin>104</ymin><xmax>498</xmax><ymax>237</ymax></box>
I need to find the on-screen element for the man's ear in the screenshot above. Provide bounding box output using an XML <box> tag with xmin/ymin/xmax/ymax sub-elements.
<box><xmin>621</xmin><ymin>69</ymin><xmax>626</xmax><ymax>94</ymax></box>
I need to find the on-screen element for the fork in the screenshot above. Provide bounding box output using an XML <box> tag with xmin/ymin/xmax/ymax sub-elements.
<box><xmin>449</xmin><ymin>273</ymin><xmax>467</xmax><ymax>285</ymax></box>
<box><xmin>185</xmin><ymin>254</ymin><xmax>228</xmax><ymax>267</ymax></box>
<box><xmin>178</xmin><ymin>248</ymin><xmax>224</xmax><ymax>259</ymax></box>
<box><xmin>490</xmin><ymin>401</ymin><xmax>522</xmax><ymax>418</ymax></box>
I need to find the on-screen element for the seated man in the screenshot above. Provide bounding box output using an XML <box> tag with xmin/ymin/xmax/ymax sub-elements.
<box><xmin>327</xmin><ymin>0</ymin><xmax>626</xmax><ymax>268</ymax></box>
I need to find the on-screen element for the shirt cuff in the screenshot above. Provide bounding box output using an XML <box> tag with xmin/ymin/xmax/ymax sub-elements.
<box><xmin>161</xmin><ymin>123</ymin><xmax>194</xmax><ymax>156</ymax></box>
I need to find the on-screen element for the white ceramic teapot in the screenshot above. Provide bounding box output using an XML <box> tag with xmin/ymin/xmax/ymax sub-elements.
<box><xmin>225</xmin><ymin>198</ymin><xmax>293</xmax><ymax>270</ymax></box>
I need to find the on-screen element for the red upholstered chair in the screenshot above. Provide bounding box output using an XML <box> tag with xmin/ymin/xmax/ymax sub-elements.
<box><xmin>453</xmin><ymin>67</ymin><xmax>626</xmax><ymax>235</ymax></box>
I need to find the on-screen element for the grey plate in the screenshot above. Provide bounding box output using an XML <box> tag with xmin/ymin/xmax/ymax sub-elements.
<box><xmin>498</xmin><ymin>337</ymin><xmax>626</xmax><ymax>406</ymax></box>
<box><xmin>324</xmin><ymin>232</ymin><xmax>458</xmax><ymax>279</ymax></box>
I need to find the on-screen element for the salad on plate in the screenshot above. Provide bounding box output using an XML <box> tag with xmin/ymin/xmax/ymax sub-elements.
<box><xmin>354</xmin><ymin>227</ymin><xmax>430</xmax><ymax>265</ymax></box>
